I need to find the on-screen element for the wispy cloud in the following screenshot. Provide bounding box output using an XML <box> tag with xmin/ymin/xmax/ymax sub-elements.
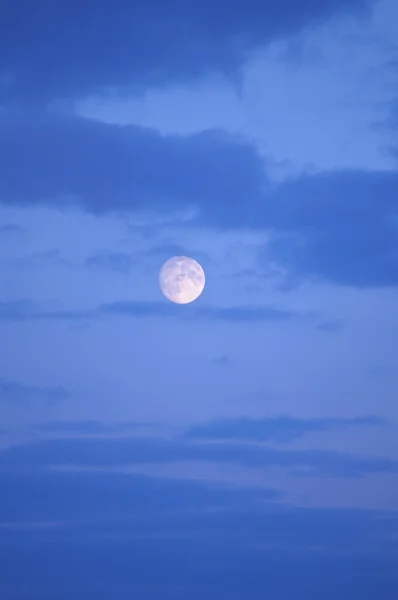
<box><xmin>1</xmin><ymin>433</ymin><xmax>396</xmax><ymax>479</ymax></box>
<box><xmin>0</xmin><ymin>299</ymin><xmax>297</xmax><ymax>323</ymax></box>
<box><xmin>34</xmin><ymin>420</ymin><xmax>143</xmax><ymax>435</ymax></box>
<box><xmin>210</xmin><ymin>354</ymin><xmax>232</xmax><ymax>367</ymax></box>
<box><xmin>16</xmin><ymin>249</ymin><xmax>68</xmax><ymax>269</ymax></box>
<box><xmin>0</xmin><ymin>223</ymin><xmax>24</xmax><ymax>235</ymax></box>
<box><xmin>0</xmin><ymin>300</ymin><xmax>85</xmax><ymax>322</ymax></box>
<box><xmin>184</xmin><ymin>415</ymin><xmax>386</xmax><ymax>443</ymax></box>
<box><xmin>0</xmin><ymin>378</ymin><xmax>69</xmax><ymax>406</ymax></box>
<box><xmin>85</xmin><ymin>251</ymin><xmax>135</xmax><ymax>274</ymax></box>
<box><xmin>316</xmin><ymin>319</ymin><xmax>345</xmax><ymax>333</ymax></box>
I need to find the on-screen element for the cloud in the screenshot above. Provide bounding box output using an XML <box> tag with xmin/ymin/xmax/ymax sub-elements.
<box><xmin>146</xmin><ymin>243</ymin><xmax>189</xmax><ymax>258</ymax></box>
<box><xmin>0</xmin><ymin>111</ymin><xmax>265</xmax><ymax>225</ymax></box>
<box><xmin>1</xmin><ymin>107</ymin><xmax>397</xmax><ymax>289</ymax></box>
<box><xmin>0</xmin><ymin>300</ymin><xmax>85</xmax><ymax>322</ymax></box>
<box><xmin>16</xmin><ymin>249</ymin><xmax>68</xmax><ymax>269</ymax></box>
<box><xmin>263</xmin><ymin>169</ymin><xmax>398</xmax><ymax>287</ymax></box>
<box><xmin>34</xmin><ymin>420</ymin><xmax>143</xmax><ymax>435</ymax></box>
<box><xmin>1</xmin><ymin>418</ymin><xmax>397</xmax><ymax>597</ymax></box>
<box><xmin>1</xmin><ymin>434</ymin><xmax>397</xmax><ymax>479</ymax></box>
<box><xmin>85</xmin><ymin>251</ymin><xmax>135</xmax><ymax>274</ymax></box>
<box><xmin>0</xmin><ymin>463</ymin><xmax>396</xmax><ymax>555</ymax></box>
<box><xmin>0</xmin><ymin>448</ymin><xmax>397</xmax><ymax>598</ymax></box>
<box><xmin>0</xmin><ymin>300</ymin><xmax>38</xmax><ymax>320</ymax></box>
<box><xmin>185</xmin><ymin>415</ymin><xmax>386</xmax><ymax>443</ymax></box>
<box><xmin>100</xmin><ymin>301</ymin><xmax>294</xmax><ymax>323</ymax></box>
<box><xmin>0</xmin><ymin>298</ymin><xmax>296</xmax><ymax>323</ymax></box>
<box><xmin>83</xmin><ymin>246</ymin><xmax>210</xmax><ymax>275</ymax></box>
<box><xmin>146</xmin><ymin>244</ymin><xmax>211</xmax><ymax>267</ymax></box>
<box><xmin>1</xmin><ymin>0</ymin><xmax>370</xmax><ymax>104</ymax></box>
<box><xmin>0</xmin><ymin>223</ymin><xmax>24</xmax><ymax>234</ymax></box>
<box><xmin>195</xmin><ymin>305</ymin><xmax>294</xmax><ymax>322</ymax></box>
<box><xmin>210</xmin><ymin>354</ymin><xmax>232</xmax><ymax>367</ymax></box>
<box><xmin>1</xmin><ymin>520</ymin><xmax>397</xmax><ymax>600</ymax></box>
<box><xmin>0</xmin><ymin>466</ymin><xmax>278</xmax><ymax>525</ymax></box>
<box><xmin>316</xmin><ymin>319</ymin><xmax>345</xmax><ymax>333</ymax></box>
<box><xmin>0</xmin><ymin>378</ymin><xmax>69</xmax><ymax>406</ymax></box>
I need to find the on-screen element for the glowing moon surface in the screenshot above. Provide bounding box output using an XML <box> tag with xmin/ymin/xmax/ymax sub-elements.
<box><xmin>159</xmin><ymin>256</ymin><xmax>205</xmax><ymax>304</ymax></box>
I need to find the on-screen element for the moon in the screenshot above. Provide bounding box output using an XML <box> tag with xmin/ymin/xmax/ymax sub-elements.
<box><xmin>159</xmin><ymin>256</ymin><xmax>205</xmax><ymax>304</ymax></box>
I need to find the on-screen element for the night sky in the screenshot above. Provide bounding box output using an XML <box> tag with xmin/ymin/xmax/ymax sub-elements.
<box><xmin>1</xmin><ymin>0</ymin><xmax>398</xmax><ymax>598</ymax></box>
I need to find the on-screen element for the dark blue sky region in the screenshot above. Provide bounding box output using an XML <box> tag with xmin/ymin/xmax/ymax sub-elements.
<box><xmin>1</xmin><ymin>0</ymin><xmax>398</xmax><ymax>598</ymax></box>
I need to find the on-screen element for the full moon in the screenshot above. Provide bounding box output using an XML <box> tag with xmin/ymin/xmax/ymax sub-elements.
<box><xmin>159</xmin><ymin>256</ymin><xmax>205</xmax><ymax>304</ymax></box>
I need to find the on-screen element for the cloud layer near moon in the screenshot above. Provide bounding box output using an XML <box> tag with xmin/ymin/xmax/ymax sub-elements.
<box><xmin>159</xmin><ymin>256</ymin><xmax>205</xmax><ymax>304</ymax></box>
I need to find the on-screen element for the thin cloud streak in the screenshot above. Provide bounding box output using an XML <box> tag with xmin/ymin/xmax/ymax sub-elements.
<box><xmin>0</xmin><ymin>299</ymin><xmax>297</xmax><ymax>323</ymax></box>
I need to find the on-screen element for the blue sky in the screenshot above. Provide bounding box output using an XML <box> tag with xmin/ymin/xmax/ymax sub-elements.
<box><xmin>1</xmin><ymin>0</ymin><xmax>398</xmax><ymax>597</ymax></box>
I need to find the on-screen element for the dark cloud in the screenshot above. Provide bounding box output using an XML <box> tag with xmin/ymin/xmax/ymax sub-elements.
<box><xmin>0</xmin><ymin>0</ymin><xmax>370</xmax><ymax>104</ymax></box>
<box><xmin>0</xmin><ymin>110</ymin><xmax>265</xmax><ymax>225</ymax></box>
<box><xmin>0</xmin><ymin>466</ymin><xmax>395</xmax><ymax>554</ymax></box>
<box><xmin>185</xmin><ymin>415</ymin><xmax>386</xmax><ymax>443</ymax></box>
<box><xmin>0</xmin><ymin>378</ymin><xmax>69</xmax><ymax>406</ymax></box>
<box><xmin>0</xmin><ymin>3</ymin><xmax>394</xmax><ymax>295</ymax></box>
<box><xmin>1</xmin><ymin>434</ymin><xmax>397</xmax><ymax>479</ymax></box>
<box><xmin>0</xmin><ymin>466</ymin><xmax>276</xmax><ymax>524</ymax></box>
<box><xmin>0</xmin><ymin>423</ymin><xmax>397</xmax><ymax>598</ymax></box>
<box><xmin>1</xmin><ymin>106</ymin><xmax>397</xmax><ymax>288</ymax></box>
<box><xmin>263</xmin><ymin>169</ymin><xmax>398</xmax><ymax>287</ymax></box>
<box><xmin>0</xmin><ymin>457</ymin><xmax>397</xmax><ymax>599</ymax></box>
